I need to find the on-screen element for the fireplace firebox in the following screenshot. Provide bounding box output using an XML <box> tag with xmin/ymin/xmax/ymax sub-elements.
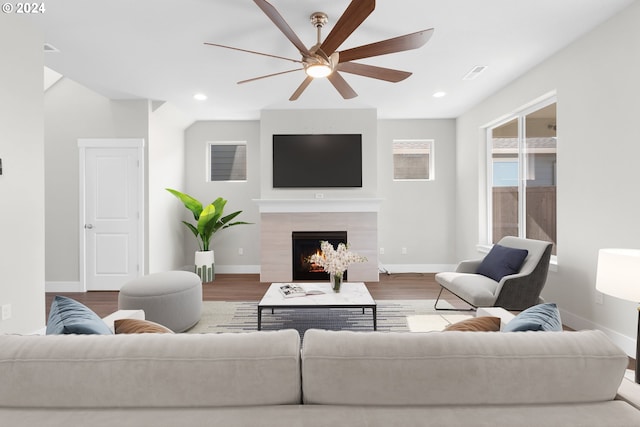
<box><xmin>292</xmin><ymin>231</ymin><xmax>347</xmax><ymax>281</ymax></box>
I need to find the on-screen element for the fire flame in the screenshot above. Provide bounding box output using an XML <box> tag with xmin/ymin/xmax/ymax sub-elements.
<box><xmin>307</xmin><ymin>249</ymin><xmax>325</xmax><ymax>273</ymax></box>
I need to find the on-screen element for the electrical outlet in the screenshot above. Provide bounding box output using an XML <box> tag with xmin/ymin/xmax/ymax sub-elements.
<box><xmin>1</xmin><ymin>304</ymin><xmax>11</xmax><ymax>320</ymax></box>
<box><xmin>238</xmin><ymin>248</ymin><xmax>244</xmax><ymax>256</ymax></box>
<box><xmin>379</xmin><ymin>247</ymin><xmax>385</xmax><ymax>255</ymax></box>
<box><xmin>595</xmin><ymin>291</ymin><xmax>604</xmax><ymax>305</ymax></box>
<box><xmin>401</xmin><ymin>247</ymin><xmax>408</xmax><ymax>255</ymax></box>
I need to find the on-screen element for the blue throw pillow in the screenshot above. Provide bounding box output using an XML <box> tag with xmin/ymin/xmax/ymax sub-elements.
<box><xmin>503</xmin><ymin>303</ymin><xmax>562</xmax><ymax>332</ymax></box>
<box><xmin>46</xmin><ymin>295</ymin><xmax>113</xmax><ymax>335</ymax></box>
<box><xmin>476</xmin><ymin>244</ymin><xmax>529</xmax><ymax>282</ymax></box>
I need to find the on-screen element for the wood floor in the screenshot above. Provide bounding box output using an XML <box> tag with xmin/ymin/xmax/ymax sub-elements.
<box><xmin>45</xmin><ymin>273</ymin><xmax>465</xmax><ymax>318</ymax></box>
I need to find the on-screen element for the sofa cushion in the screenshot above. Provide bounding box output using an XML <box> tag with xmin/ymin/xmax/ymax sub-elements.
<box><xmin>46</xmin><ymin>296</ymin><xmax>112</xmax><ymax>335</ymax></box>
<box><xmin>3</xmin><ymin>402</ymin><xmax>640</xmax><ymax>427</ymax></box>
<box><xmin>504</xmin><ymin>302</ymin><xmax>562</xmax><ymax>332</ymax></box>
<box><xmin>114</xmin><ymin>318</ymin><xmax>173</xmax><ymax>334</ymax></box>
<box><xmin>301</xmin><ymin>329</ymin><xmax>627</xmax><ymax>407</ymax></box>
<box><xmin>444</xmin><ymin>316</ymin><xmax>500</xmax><ymax>331</ymax></box>
<box><xmin>476</xmin><ymin>244</ymin><xmax>529</xmax><ymax>282</ymax></box>
<box><xmin>435</xmin><ymin>272</ymin><xmax>500</xmax><ymax>307</ymax></box>
<box><xmin>0</xmin><ymin>330</ymin><xmax>301</xmax><ymax>409</ymax></box>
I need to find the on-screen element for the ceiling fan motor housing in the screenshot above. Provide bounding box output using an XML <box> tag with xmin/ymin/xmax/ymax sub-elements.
<box><xmin>310</xmin><ymin>12</ymin><xmax>328</xmax><ymax>28</ymax></box>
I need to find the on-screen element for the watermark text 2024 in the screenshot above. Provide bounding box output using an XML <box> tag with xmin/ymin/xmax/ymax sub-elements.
<box><xmin>2</xmin><ymin>3</ymin><xmax>46</xmax><ymax>14</ymax></box>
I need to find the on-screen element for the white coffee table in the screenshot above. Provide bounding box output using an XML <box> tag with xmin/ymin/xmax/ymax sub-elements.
<box><xmin>257</xmin><ymin>282</ymin><xmax>377</xmax><ymax>331</ymax></box>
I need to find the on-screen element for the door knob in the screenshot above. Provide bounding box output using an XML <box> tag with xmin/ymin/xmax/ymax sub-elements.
<box><xmin>84</xmin><ymin>224</ymin><xmax>94</xmax><ymax>229</ymax></box>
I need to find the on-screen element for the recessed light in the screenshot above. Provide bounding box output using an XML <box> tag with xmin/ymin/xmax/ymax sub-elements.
<box><xmin>193</xmin><ymin>93</ymin><xmax>208</xmax><ymax>101</ymax></box>
<box><xmin>432</xmin><ymin>91</ymin><xmax>447</xmax><ymax>98</ymax></box>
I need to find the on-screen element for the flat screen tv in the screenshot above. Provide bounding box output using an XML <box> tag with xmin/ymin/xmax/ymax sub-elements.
<box><xmin>272</xmin><ymin>134</ymin><xmax>362</xmax><ymax>188</ymax></box>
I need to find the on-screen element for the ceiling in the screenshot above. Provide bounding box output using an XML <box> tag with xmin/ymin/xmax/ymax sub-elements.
<box><xmin>32</xmin><ymin>0</ymin><xmax>634</xmax><ymax>121</ymax></box>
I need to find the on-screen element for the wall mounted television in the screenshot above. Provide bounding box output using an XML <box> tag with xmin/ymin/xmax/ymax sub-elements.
<box><xmin>272</xmin><ymin>134</ymin><xmax>363</xmax><ymax>188</ymax></box>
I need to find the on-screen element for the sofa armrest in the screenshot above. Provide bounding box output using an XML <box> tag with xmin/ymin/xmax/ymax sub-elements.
<box><xmin>455</xmin><ymin>259</ymin><xmax>482</xmax><ymax>273</ymax></box>
<box><xmin>617</xmin><ymin>372</ymin><xmax>640</xmax><ymax>411</ymax></box>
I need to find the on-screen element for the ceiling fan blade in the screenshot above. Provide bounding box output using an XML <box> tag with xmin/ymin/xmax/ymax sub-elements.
<box><xmin>327</xmin><ymin>72</ymin><xmax>358</xmax><ymax>99</ymax></box>
<box><xmin>204</xmin><ymin>42</ymin><xmax>304</xmax><ymax>64</ymax></box>
<box><xmin>337</xmin><ymin>62</ymin><xmax>412</xmax><ymax>83</ymax></box>
<box><xmin>290</xmin><ymin>76</ymin><xmax>314</xmax><ymax>101</ymax></box>
<box><xmin>254</xmin><ymin>0</ymin><xmax>311</xmax><ymax>57</ymax></box>
<box><xmin>238</xmin><ymin>68</ymin><xmax>304</xmax><ymax>84</ymax></box>
<box><xmin>319</xmin><ymin>0</ymin><xmax>375</xmax><ymax>56</ymax></box>
<box><xmin>338</xmin><ymin>28</ymin><xmax>434</xmax><ymax>63</ymax></box>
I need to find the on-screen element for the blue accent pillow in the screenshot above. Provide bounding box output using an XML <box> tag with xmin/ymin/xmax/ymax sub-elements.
<box><xmin>46</xmin><ymin>295</ymin><xmax>113</xmax><ymax>335</ymax></box>
<box><xmin>503</xmin><ymin>303</ymin><xmax>563</xmax><ymax>332</ymax></box>
<box><xmin>476</xmin><ymin>244</ymin><xmax>529</xmax><ymax>282</ymax></box>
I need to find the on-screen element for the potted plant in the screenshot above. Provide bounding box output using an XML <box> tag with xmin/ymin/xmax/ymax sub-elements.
<box><xmin>166</xmin><ymin>188</ymin><xmax>250</xmax><ymax>282</ymax></box>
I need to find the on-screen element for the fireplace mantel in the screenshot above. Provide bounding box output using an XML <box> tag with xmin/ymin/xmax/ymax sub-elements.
<box><xmin>253</xmin><ymin>198</ymin><xmax>383</xmax><ymax>213</ymax></box>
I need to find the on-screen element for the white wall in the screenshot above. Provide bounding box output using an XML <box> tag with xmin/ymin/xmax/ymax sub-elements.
<box><xmin>0</xmin><ymin>17</ymin><xmax>45</xmax><ymax>333</ymax></box>
<box><xmin>456</xmin><ymin>1</ymin><xmax>640</xmax><ymax>355</ymax></box>
<box><xmin>377</xmin><ymin>119</ymin><xmax>457</xmax><ymax>271</ymax></box>
<box><xmin>148</xmin><ymin>102</ymin><xmax>192</xmax><ymax>273</ymax></box>
<box><xmin>183</xmin><ymin>111</ymin><xmax>458</xmax><ymax>273</ymax></box>
<box><xmin>44</xmin><ymin>78</ymin><xmax>149</xmax><ymax>290</ymax></box>
<box><xmin>184</xmin><ymin>120</ymin><xmax>261</xmax><ymax>271</ymax></box>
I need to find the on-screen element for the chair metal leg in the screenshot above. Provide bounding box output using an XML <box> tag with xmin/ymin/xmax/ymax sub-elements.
<box><xmin>434</xmin><ymin>286</ymin><xmax>475</xmax><ymax>311</ymax></box>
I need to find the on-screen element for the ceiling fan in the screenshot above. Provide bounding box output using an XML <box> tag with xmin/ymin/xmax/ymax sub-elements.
<box><xmin>205</xmin><ymin>0</ymin><xmax>434</xmax><ymax>101</ymax></box>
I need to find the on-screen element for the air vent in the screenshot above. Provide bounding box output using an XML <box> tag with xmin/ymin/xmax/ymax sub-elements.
<box><xmin>43</xmin><ymin>43</ymin><xmax>59</xmax><ymax>53</ymax></box>
<box><xmin>462</xmin><ymin>65</ymin><xmax>487</xmax><ymax>80</ymax></box>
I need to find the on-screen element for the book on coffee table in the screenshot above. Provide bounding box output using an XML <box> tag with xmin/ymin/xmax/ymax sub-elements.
<box><xmin>278</xmin><ymin>283</ymin><xmax>325</xmax><ymax>298</ymax></box>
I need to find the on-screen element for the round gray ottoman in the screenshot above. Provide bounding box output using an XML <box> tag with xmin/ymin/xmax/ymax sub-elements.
<box><xmin>118</xmin><ymin>271</ymin><xmax>202</xmax><ymax>332</ymax></box>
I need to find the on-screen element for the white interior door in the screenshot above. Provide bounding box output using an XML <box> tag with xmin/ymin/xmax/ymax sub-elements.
<box><xmin>79</xmin><ymin>139</ymin><xmax>144</xmax><ymax>291</ymax></box>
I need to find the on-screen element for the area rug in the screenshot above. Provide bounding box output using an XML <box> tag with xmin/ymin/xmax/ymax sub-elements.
<box><xmin>406</xmin><ymin>313</ymin><xmax>474</xmax><ymax>332</ymax></box>
<box><xmin>187</xmin><ymin>300</ymin><xmax>472</xmax><ymax>335</ymax></box>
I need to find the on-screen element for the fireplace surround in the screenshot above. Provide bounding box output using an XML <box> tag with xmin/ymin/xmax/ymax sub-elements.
<box><xmin>255</xmin><ymin>198</ymin><xmax>381</xmax><ymax>283</ymax></box>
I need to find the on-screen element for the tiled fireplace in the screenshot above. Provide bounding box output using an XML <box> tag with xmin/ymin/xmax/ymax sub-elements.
<box><xmin>255</xmin><ymin>199</ymin><xmax>381</xmax><ymax>282</ymax></box>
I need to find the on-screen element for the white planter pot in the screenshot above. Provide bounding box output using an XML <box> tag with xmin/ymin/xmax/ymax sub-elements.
<box><xmin>195</xmin><ymin>250</ymin><xmax>215</xmax><ymax>282</ymax></box>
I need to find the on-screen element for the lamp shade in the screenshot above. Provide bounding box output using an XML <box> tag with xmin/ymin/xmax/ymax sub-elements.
<box><xmin>595</xmin><ymin>248</ymin><xmax>640</xmax><ymax>303</ymax></box>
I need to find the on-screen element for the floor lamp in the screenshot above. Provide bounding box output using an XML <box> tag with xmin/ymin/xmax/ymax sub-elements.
<box><xmin>595</xmin><ymin>248</ymin><xmax>640</xmax><ymax>384</ymax></box>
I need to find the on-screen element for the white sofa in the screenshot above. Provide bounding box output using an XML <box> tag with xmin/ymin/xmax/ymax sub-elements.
<box><xmin>1</xmin><ymin>327</ymin><xmax>639</xmax><ymax>426</ymax></box>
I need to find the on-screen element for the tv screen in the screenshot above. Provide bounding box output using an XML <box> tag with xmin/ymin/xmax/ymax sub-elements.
<box><xmin>272</xmin><ymin>134</ymin><xmax>363</xmax><ymax>188</ymax></box>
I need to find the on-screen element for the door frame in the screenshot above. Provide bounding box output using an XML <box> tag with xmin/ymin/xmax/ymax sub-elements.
<box><xmin>78</xmin><ymin>138</ymin><xmax>145</xmax><ymax>291</ymax></box>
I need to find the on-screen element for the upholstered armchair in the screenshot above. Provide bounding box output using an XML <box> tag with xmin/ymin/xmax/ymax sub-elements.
<box><xmin>435</xmin><ymin>236</ymin><xmax>553</xmax><ymax>311</ymax></box>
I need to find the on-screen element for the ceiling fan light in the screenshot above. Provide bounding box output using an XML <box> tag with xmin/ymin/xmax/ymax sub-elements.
<box><xmin>305</xmin><ymin>63</ymin><xmax>332</xmax><ymax>78</ymax></box>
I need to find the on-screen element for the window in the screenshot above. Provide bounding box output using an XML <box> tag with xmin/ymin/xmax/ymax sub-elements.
<box><xmin>487</xmin><ymin>99</ymin><xmax>557</xmax><ymax>254</ymax></box>
<box><xmin>393</xmin><ymin>139</ymin><xmax>434</xmax><ymax>180</ymax></box>
<box><xmin>208</xmin><ymin>142</ymin><xmax>247</xmax><ymax>182</ymax></box>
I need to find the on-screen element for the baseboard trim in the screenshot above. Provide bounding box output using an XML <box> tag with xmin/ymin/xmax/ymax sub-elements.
<box><xmin>45</xmin><ymin>281</ymin><xmax>83</xmax><ymax>293</ymax></box>
<box><xmin>378</xmin><ymin>264</ymin><xmax>456</xmax><ymax>274</ymax></box>
<box><xmin>215</xmin><ymin>265</ymin><xmax>261</xmax><ymax>274</ymax></box>
<box><xmin>560</xmin><ymin>308</ymin><xmax>636</xmax><ymax>358</ymax></box>
<box><xmin>214</xmin><ymin>264</ymin><xmax>453</xmax><ymax>275</ymax></box>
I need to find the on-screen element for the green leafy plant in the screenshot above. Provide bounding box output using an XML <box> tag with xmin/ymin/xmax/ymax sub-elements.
<box><xmin>166</xmin><ymin>188</ymin><xmax>250</xmax><ymax>252</ymax></box>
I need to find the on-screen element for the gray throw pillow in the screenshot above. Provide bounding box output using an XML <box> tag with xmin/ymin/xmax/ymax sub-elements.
<box><xmin>503</xmin><ymin>303</ymin><xmax>562</xmax><ymax>332</ymax></box>
<box><xmin>46</xmin><ymin>295</ymin><xmax>113</xmax><ymax>335</ymax></box>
